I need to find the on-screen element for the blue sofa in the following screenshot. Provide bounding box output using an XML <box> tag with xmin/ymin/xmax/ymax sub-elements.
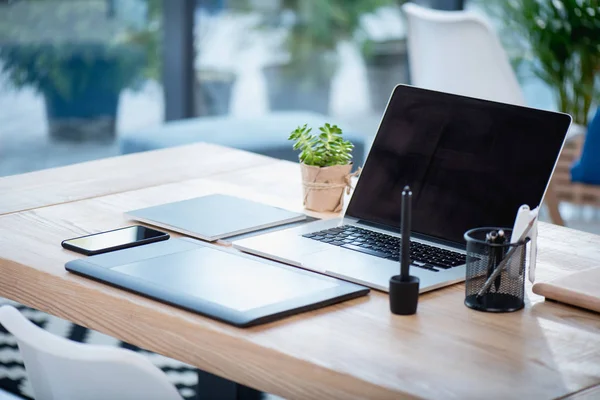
<box><xmin>571</xmin><ymin>108</ymin><xmax>600</xmax><ymax>185</ymax></box>
<box><xmin>120</xmin><ymin>112</ymin><xmax>368</xmax><ymax>167</ymax></box>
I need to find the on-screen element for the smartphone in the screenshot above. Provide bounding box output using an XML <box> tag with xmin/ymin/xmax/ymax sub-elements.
<box><xmin>61</xmin><ymin>225</ymin><xmax>170</xmax><ymax>256</ymax></box>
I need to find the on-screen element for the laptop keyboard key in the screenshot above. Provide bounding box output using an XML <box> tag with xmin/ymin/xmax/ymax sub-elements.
<box><xmin>413</xmin><ymin>264</ymin><xmax>436</xmax><ymax>272</ymax></box>
<box><xmin>341</xmin><ymin>244</ymin><xmax>391</xmax><ymax>259</ymax></box>
<box><xmin>302</xmin><ymin>225</ymin><xmax>466</xmax><ymax>268</ymax></box>
<box><xmin>428</xmin><ymin>262</ymin><xmax>450</xmax><ymax>269</ymax></box>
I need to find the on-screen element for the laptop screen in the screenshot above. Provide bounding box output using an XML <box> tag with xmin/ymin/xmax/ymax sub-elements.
<box><xmin>346</xmin><ymin>85</ymin><xmax>571</xmax><ymax>245</ymax></box>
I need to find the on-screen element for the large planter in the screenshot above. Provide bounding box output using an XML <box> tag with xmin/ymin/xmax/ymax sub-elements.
<box><xmin>44</xmin><ymin>84</ymin><xmax>119</xmax><ymax>142</ymax></box>
<box><xmin>263</xmin><ymin>64</ymin><xmax>333</xmax><ymax>115</ymax></box>
<box><xmin>194</xmin><ymin>70</ymin><xmax>236</xmax><ymax>116</ymax></box>
<box><xmin>0</xmin><ymin>42</ymin><xmax>144</xmax><ymax>142</ymax></box>
<box><xmin>301</xmin><ymin>163</ymin><xmax>353</xmax><ymax>212</ymax></box>
<box><xmin>364</xmin><ymin>39</ymin><xmax>409</xmax><ymax>113</ymax></box>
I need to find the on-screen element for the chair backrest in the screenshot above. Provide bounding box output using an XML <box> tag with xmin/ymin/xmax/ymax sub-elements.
<box><xmin>402</xmin><ymin>3</ymin><xmax>526</xmax><ymax>106</ymax></box>
<box><xmin>0</xmin><ymin>306</ymin><xmax>182</xmax><ymax>400</ymax></box>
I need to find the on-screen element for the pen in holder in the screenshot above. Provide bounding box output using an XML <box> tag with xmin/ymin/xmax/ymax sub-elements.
<box><xmin>463</xmin><ymin>228</ymin><xmax>529</xmax><ymax>312</ymax></box>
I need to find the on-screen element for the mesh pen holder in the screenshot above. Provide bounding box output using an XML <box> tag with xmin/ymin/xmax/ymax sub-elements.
<box><xmin>464</xmin><ymin>228</ymin><xmax>529</xmax><ymax>312</ymax></box>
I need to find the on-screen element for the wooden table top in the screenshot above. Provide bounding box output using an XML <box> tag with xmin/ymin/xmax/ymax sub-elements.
<box><xmin>0</xmin><ymin>143</ymin><xmax>599</xmax><ymax>399</ymax></box>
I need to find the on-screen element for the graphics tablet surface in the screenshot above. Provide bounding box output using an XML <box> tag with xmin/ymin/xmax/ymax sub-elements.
<box><xmin>65</xmin><ymin>238</ymin><xmax>369</xmax><ymax>327</ymax></box>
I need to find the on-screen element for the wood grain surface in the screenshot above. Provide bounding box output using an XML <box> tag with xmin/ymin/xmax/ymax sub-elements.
<box><xmin>0</xmin><ymin>144</ymin><xmax>599</xmax><ymax>399</ymax></box>
<box><xmin>0</xmin><ymin>143</ymin><xmax>275</xmax><ymax>216</ymax></box>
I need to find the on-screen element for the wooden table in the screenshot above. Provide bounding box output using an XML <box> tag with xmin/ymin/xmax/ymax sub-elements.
<box><xmin>1</xmin><ymin>143</ymin><xmax>599</xmax><ymax>399</ymax></box>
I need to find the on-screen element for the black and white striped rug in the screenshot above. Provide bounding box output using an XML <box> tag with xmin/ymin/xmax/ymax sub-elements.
<box><xmin>0</xmin><ymin>299</ymin><xmax>198</xmax><ymax>400</ymax></box>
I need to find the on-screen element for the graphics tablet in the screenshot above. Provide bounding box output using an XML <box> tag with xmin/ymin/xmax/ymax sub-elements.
<box><xmin>65</xmin><ymin>238</ymin><xmax>369</xmax><ymax>327</ymax></box>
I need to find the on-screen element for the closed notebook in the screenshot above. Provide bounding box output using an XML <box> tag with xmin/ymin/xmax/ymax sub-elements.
<box><xmin>126</xmin><ymin>194</ymin><xmax>306</xmax><ymax>242</ymax></box>
<box><xmin>532</xmin><ymin>267</ymin><xmax>600</xmax><ymax>313</ymax></box>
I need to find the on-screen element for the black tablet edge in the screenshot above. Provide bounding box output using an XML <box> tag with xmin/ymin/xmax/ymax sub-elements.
<box><xmin>65</xmin><ymin>255</ymin><xmax>370</xmax><ymax>328</ymax></box>
<box><xmin>240</xmin><ymin>286</ymin><xmax>370</xmax><ymax>327</ymax></box>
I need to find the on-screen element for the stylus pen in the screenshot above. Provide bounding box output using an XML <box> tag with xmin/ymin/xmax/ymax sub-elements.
<box><xmin>476</xmin><ymin>217</ymin><xmax>536</xmax><ymax>299</ymax></box>
<box><xmin>494</xmin><ymin>230</ymin><xmax>506</xmax><ymax>291</ymax></box>
<box><xmin>400</xmin><ymin>186</ymin><xmax>412</xmax><ymax>281</ymax></box>
<box><xmin>485</xmin><ymin>230</ymin><xmax>498</xmax><ymax>284</ymax></box>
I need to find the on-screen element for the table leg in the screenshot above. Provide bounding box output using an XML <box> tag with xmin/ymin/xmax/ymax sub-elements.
<box><xmin>196</xmin><ymin>369</ymin><xmax>263</xmax><ymax>400</ymax></box>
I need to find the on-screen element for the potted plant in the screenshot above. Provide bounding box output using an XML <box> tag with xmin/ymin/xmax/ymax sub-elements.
<box><xmin>485</xmin><ymin>0</ymin><xmax>600</xmax><ymax>129</ymax></box>
<box><xmin>0</xmin><ymin>43</ymin><xmax>144</xmax><ymax>142</ymax></box>
<box><xmin>134</xmin><ymin>0</ymin><xmax>242</xmax><ymax>117</ymax></box>
<box><xmin>261</xmin><ymin>0</ymin><xmax>392</xmax><ymax>114</ymax></box>
<box><xmin>193</xmin><ymin>9</ymin><xmax>246</xmax><ymax>116</ymax></box>
<box><xmin>289</xmin><ymin>123</ymin><xmax>357</xmax><ymax>212</ymax></box>
<box><xmin>0</xmin><ymin>1</ymin><xmax>146</xmax><ymax>141</ymax></box>
<box><xmin>358</xmin><ymin>4</ymin><xmax>409</xmax><ymax>112</ymax></box>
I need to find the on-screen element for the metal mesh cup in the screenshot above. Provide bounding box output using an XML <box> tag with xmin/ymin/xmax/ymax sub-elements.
<box><xmin>463</xmin><ymin>228</ymin><xmax>529</xmax><ymax>312</ymax></box>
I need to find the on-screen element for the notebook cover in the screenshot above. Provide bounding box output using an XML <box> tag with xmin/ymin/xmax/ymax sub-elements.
<box><xmin>126</xmin><ymin>194</ymin><xmax>306</xmax><ymax>242</ymax></box>
<box><xmin>532</xmin><ymin>267</ymin><xmax>600</xmax><ymax>313</ymax></box>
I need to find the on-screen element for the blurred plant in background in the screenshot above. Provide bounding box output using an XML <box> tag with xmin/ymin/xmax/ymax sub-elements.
<box><xmin>356</xmin><ymin>2</ymin><xmax>408</xmax><ymax>112</ymax></box>
<box><xmin>266</xmin><ymin>0</ymin><xmax>394</xmax><ymax>73</ymax></box>
<box><xmin>124</xmin><ymin>0</ymin><xmax>162</xmax><ymax>82</ymax></box>
<box><xmin>487</xmin><ymin>0</ymin><xmax>600</xmax><ymax>126</ymax></box>
<box><xmin>0</xmin><ymin>44</ymin><xmax>145</xmax><ymax>104</ymax></box>
<box><xmin>0</xmin><ymin>0</ymin><xmax>149</xmax><ymax>140</ymax></box>
<box><xmin>253</xmin><ymin>0</ymin><xmax>399</xmax><ymax>113</ymax></box>
<box><xmin>0</xmin><ymin>1</ymin><xmax>147</xmax><ymax>100</ymax></box>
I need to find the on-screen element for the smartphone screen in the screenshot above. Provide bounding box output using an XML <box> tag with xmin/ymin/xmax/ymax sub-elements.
<box><xmin>62</xmin><ymin>226</ymin><xmax>169</xmax><ymax>255</ymax></box>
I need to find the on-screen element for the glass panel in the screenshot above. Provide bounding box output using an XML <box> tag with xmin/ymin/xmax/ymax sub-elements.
<box><xmin>191</xmin><ymin>0</ymin><xmax>409</xmax><ymax>133</ymax></box>
<box><xmin>0</xmin><ymin>0</ymin><xmax>411</xmax><ymax>176</ymax></box>
<box><xmin>0</xmin><ymin>0</ymin><xmax>162</xmax><ymax>176</ymax></box>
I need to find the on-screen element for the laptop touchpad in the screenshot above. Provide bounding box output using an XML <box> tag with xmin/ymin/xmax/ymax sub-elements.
<box><xmin>303</xmin><ymin>247</ymin><xmax>395</xmax><ymax>276</ymax></box>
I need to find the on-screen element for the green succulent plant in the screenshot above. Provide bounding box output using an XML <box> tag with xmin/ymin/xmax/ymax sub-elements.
<box><xmin>288</xmin><ymin>123</ymin><xmax>354</xmax><ymax>167</ymax></box>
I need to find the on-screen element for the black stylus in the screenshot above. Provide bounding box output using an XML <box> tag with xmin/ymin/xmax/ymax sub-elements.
<box><xmin>389</xmin><ymin>185</ymin><xmax>419</xmax><ymax>315</ymax></box>
<box><xmin>400</xmin><ymin>185</ymin><xmax>412</xmax><ymax>281</ymax></box>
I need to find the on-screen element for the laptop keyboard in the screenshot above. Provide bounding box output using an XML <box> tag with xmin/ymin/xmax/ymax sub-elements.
<box><xmin>302</xmin><ymin>225</ymin><xmax>466</xmax><ymax>272</ymax></box>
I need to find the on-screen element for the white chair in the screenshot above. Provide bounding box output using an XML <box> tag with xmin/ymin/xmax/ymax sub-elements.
<box><xmin>0</xmin><ymin>305</ymin><xmax>183</xmax><ymax>400</ymax></box>
<box><xmin>401</xmin><ymin>3</ymin><xmax>526</xmax><ymax>106</ymax></box>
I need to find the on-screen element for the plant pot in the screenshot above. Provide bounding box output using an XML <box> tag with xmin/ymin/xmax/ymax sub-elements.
<box><xmin>1</xmin><ymin>41</ymin><xmax>144</xmax><ymax>142</ymax></box>
<box><xmin>263</xmin><ymin>64</ymin><xmax>333</xmax><ymax>114</ymax></box>
<box><xmin>194</xmin><ymin>70</ymin><xmax>237</xmax><ymax>116</ymax></box>
<box><xmin>301</xmin><ymin>163</ymin><xmax>353</xmax><ymax>212</ymax></box>
<box><xmin>364</xmin><ymin>39</ymin><xmax>409</xmax><ymax>113</ymax></box>
<box><xmin>44</xmin><ymin>85</ymin><xmax>119</xmax><ymax>142</ymax></box>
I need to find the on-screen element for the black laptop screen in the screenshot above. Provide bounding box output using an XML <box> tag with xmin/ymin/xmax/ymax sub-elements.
<box><xmin>346</xmin><ymin>85</ymin><xmax>571</xmax><ymax>245</ymax></box>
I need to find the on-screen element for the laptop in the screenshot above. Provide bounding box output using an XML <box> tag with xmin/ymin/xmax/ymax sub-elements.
<box><xmin>233</xmin><ymin>85</ymin><xmax>572</xmax><ymax>292</ymax></box>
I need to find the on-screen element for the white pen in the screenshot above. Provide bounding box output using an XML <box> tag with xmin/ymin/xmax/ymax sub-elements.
<box><xmin>476</xmin><ymin>214</ymin><xmax>537</xmax><ymax>299</ymax></box>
